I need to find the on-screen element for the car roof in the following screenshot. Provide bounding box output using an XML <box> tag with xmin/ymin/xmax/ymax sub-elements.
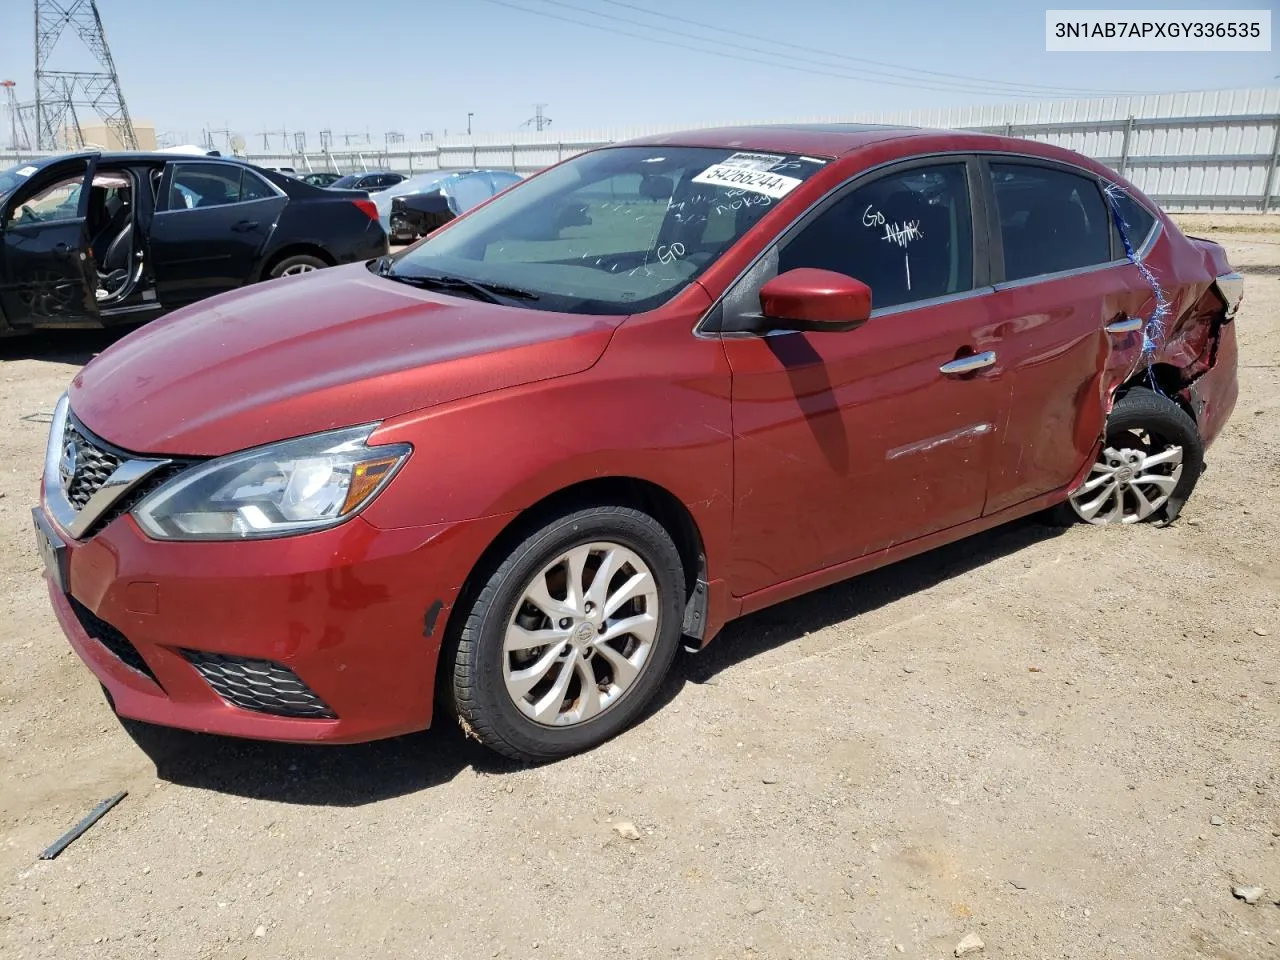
<box><xmin>613</xmin><ymin>123</ymin><xmax>1118</xmax><ymax>179</ymax></box>
<box><xmin>615</xmin><ymin>123</ymin><xmax>939</xmax><ymax>158</ymax></box>
<box><xmin>19</xmin><ymin>151</ymin><xmax>266</xmax><ymax>167</ymax></box>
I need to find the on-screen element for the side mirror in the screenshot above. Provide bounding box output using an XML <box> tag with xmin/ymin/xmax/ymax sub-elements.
<box><xmin>758</xmin><ymin>268</ymin><xmax>871</xmax><ymax>333</ymax></box>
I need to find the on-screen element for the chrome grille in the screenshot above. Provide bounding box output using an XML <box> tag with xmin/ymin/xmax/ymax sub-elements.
<box><xmin>62</xmin><ymin>424</ymin><xmax>122</xmax><ymax>510</ymax></box>
<box><xmin>43</xmin><ymin>399</ymin><xmax>194</xmax><ymax>541</ymax></box>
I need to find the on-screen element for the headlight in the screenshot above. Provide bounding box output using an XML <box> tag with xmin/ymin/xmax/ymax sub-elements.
<box><xmin>133</xmin><ymin>425</ymin><xmax>410</xmax><ymax>541</ymax></box>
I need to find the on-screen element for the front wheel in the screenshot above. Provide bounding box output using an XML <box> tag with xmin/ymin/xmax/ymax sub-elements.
<box><xmin>1066</xmin><ymin>386</ymin><xmax>1204</xmax><ymax>525</ymax></box>
<box><xmin>451</xmin><ymin>506</ymin><xmax>685</xmax><ymax>762</ymax></box>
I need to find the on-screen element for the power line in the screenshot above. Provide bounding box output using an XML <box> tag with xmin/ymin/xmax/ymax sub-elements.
<box><xmin>594</xmin><ymin>0</ymin><xmax>1138</xmax><ymax>98</ymax></box>
<box><xmin>474</xmin><ymin>0</ymin><xmax>1141</xmax><ymax>100</ymax></box>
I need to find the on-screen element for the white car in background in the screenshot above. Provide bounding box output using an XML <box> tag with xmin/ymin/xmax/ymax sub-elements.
<box><xmin>376</xmin><ymin>169</ymin><xmax>522</xmax><ymax>241</ymax></box>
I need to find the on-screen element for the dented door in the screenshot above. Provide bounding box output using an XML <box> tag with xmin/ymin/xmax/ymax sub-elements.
<box><xmin>981</xmin><ymin>264</ymin><xmax>1151</xmax><ymax>515</ymax></box>
<box><xmin>979</xmin><ymin>159</ymin><xmax>1151</xmax><ymax>515</ymax></box>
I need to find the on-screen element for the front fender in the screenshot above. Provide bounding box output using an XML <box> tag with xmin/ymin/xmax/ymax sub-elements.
<box><xmin>361</xmin><ymin>306</ymin><xmax>735</xmax><ymax>583</ymax></box>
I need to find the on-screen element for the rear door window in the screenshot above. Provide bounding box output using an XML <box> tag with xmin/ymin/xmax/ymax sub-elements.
<box><xmin>169</xmin><ymin>163</ymin><xmax>242</xmax><ymax>210</ymax></box>
<box><xmin>988</xmin><ymin>163</ymin><xmax>1111</xmax><ymax>281</ymax></box>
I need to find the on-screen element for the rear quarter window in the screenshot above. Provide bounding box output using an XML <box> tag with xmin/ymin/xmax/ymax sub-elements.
<box><xmin>1105</xmin><ymin>186</ymin><xmax>1157</xmax><ymax>256</ymax></box>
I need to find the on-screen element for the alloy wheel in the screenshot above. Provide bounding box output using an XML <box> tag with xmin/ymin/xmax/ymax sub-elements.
<box><xmin>503</xmin><ymin>542</ymin><xmax>658</xmax><ymax>726</ymax></box>
<box><xmin>1068</xmin><ymin>427</ymin><xmax>1184</xmax><ymax>524</ymax></box>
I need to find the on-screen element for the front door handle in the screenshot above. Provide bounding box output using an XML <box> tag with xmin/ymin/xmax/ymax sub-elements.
<box><xmin>939</xmin><ymin>351</ymin><xmax>996</xmax><ymax>376</ymax></box>
<box><xmin>1106</xmin><ymin>316</ymin><xmax>1143</xmax><ymax>334</ymax></box>
<box><xmin>231</xmin><ymin>220</ymin><xmax>259</xmax><ymax>233</ymax></box>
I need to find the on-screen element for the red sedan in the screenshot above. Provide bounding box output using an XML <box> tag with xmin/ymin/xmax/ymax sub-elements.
<box><xmin>35</xmin><ymin>125</ymin><xmax>1242</xmax><ymax>762</ymax></box>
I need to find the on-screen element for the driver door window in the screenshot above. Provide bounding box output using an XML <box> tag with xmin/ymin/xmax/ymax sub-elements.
<box><xmin>4</xmin><ymin>170</ymin><xmax>87</xmax><ymax>226</ymax></box>
<box><xmin>778</xmin><ymin>163</ymin><xmax>974</xmax><ymax>310</ymax></box>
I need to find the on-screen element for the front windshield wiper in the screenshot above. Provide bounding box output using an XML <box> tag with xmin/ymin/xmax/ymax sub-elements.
<box><xmin>379</xmin><ymin>267</ymin><xmax>540</xmax><ymax>303</ymax></box>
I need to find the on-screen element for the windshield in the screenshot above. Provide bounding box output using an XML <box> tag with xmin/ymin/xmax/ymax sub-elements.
<box><xmin>387</xmin><ymin>146</ymin><xmax>826</xmax><ymax>315</ymax></box>
<box><xmin>0</xmin><ymin>162</ymin><xmax>42</xmax><ymax>202</ymax></box>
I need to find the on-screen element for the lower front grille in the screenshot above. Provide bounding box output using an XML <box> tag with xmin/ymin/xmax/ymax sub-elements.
<box><xmin>70</xmin><ymin>598</ymin><xmax>159</xmax><ymax>683</ymax></box>
<box><xmin>182</xmin><ymin>651</ymin><xmax>337</xmax><ymax>719</ymax></box>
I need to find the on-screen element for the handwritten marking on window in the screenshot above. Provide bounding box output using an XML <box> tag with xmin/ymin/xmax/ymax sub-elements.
<box><xmin>656</xmin><ymin>242</ymin><xmax>686</xmax><ymax>265</ymax></box>
<box><xmin>881</xmin><ymin>220</ymin><xmax>923</xmax><ymax>248</ymax></box>
<box><xmin>862</xmin><ymin>205</ymin><xmax>885</xmax><ymax>227</ymax></box>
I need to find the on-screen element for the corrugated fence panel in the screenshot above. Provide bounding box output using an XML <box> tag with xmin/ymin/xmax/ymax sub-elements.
<box><xmin>3</xmin><ymin>87</ymin><xmax>1277</xmax><ymax>211</ymax></box>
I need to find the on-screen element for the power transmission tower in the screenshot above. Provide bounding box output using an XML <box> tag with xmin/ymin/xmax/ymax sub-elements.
<box><xmin>2</xmin><ymin>80</ymin><xmax>30</xmax><ymax>150</ymax></box>
<box><xmin>521</xmin><ymin>103</ymin><xmax>551</xmax><ymax>132</ymax></box>
<box><xmin>33</xmin><ymin>0</ymin><xmax>138</xmax><ymax>150</ymax></box>
<box><xmin>206</xmin><ymin>125</ymin><xmax>232</xmax><ymax>153</ymax></box>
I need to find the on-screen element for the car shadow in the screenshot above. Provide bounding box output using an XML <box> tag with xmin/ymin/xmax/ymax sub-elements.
<box><xmin>666</xmin><ymin>515</ymin><xmax>1067</xmax><ymax>690</ymax></box>
<box><xmin>0</xmin><ymin>327</ymin><xmax>137</xmax><ymax>366</ymax></box>
<box><xmin>138</xmin><ymin>514</ymin><xmax>1066</xmax><ymax>806</ymax></box>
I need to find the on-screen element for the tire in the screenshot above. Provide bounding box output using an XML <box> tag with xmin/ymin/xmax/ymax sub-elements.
<box><xmin>451</xmin><ymin>505</ymin><xmax>685</xmax><ymax>762</ymax></box>
<box><xmin>1059</xmin><ymin>385</ymin><xmax>1204</xmax><ymax>526</ymax></box>
<box><xmin>267</xmin><ymin>254</ymin><xmax>327</xmax><ymax>279</ymax></box>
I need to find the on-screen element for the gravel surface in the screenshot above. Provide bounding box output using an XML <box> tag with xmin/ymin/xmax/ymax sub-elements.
<box><xmin>1</xmin><ymin>223</ymin><xmax>1277</xmax><ymax>959</ymax></box>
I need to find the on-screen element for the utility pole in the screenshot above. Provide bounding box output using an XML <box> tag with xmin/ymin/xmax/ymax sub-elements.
<box><xmin>34</xmin><ymin>0</ymin><xmax>137</xmax><ymax>150</ymax></box>
<box><xmin>467</xmin><ymin>112</ymin><xmax>473</xmax><ymax>136</ymax></box>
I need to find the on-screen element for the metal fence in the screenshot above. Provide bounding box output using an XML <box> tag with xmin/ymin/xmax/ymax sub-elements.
<box><xmin>4</xmin><ymin>87</ymin><xmax>1278</xmax><ymax>212</ymax></box>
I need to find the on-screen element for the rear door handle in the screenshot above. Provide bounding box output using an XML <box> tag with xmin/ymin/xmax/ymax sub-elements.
<box><xmin>939</xmin><ymin>351</ymin><xmax>996</xmax><ymax>376</ymax></box>
<box><xmin>1106</xmin><ymin>316</ymin><xmax>1143</xmax><ymax>334</ymax></box>
<box><xmin>231</xmin><ymin>220</ymin><xmax>259</xmax><ymax>232</ymax></box>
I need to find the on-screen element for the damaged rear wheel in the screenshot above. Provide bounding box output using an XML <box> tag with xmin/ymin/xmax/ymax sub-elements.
<box><xmin>1067</xmin><ymin>386</ymin><xmax>1204</xmax><ymax>525</ymax></box>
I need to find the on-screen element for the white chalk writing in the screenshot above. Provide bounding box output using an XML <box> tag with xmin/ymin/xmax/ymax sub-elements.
<box><xmin>861</xmin><ymin>205</ymin><xmax>885</xmax><ymax>227</ymax></box>
<box><xmin>656</xmin><ymin>242</ymin><xmax>686</xmax><ymax>265</ymax></box>
<box><xmin>881</xmin><ymin>220</ymin><xmax>923</xmax><ymax>248</ymax></box>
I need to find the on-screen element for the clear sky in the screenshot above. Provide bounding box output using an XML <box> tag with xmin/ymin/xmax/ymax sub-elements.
<box><xmin>2</xmin><ymin>0</ymin><xmax>1277</xmax><ymax>148</ymax></box>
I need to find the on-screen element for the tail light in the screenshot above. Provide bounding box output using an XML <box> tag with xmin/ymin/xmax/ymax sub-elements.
<box><xmin>351</xmin><ymin>198</ymin><xmax>379</xmax><ymax>221</ymax></box>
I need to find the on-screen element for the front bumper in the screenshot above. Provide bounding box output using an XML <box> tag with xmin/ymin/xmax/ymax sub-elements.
<box><xmin>42</xmin><ymin>508</ymin><xmax>512</xmax><ymax>744</ymax></box>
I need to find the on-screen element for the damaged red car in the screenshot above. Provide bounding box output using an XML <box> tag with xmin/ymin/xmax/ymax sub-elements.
<box><xmin>35</xmin><ymin>125</ymin><xmax>1242</xmax><ymax>762</ymax></box>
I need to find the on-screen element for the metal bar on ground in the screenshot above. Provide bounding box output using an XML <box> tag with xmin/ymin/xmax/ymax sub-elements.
<box><xmin>38</xmin><ymin>791</ymin><xmax>127</xmax><ymax>860</ymax></box>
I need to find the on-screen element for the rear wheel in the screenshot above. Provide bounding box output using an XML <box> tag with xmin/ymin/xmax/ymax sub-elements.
<box><xmin>1066</xmin><ymin>386</ymin><xmax>1204</xmax><ymax>525</ymax></box>
<box><xmin>268</xmin><ymin>254</ymin><xmax>327</xmax><ymax>279</ymax></box>
<box><xmin>451</xmin><ymin>506</ymin><xmax>685</xmax><ymax>762</ymax></box>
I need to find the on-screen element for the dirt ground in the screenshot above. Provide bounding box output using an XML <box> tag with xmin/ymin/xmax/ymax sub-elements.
<box><xmin>0</xmin><ymin>218</ymin><xmax>1277</xmax><ymax>960</ymax></box>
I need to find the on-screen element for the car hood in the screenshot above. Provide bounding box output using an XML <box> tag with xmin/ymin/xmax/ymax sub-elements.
<box><xmin>69</xmin><ymin>265</ymin><xmax>622</xmax><ymax>456</ymax></box>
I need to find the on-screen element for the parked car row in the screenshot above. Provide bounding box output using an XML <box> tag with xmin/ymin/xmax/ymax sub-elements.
<box><xmin>0</xmin><ymin>154</ymin><xmax>527</xmax><ymax>335</ymax></box>
<box><xmin>31</xmin><ymin>125</ymin><xmax>1242</xmax><ymax>764</ymax></box>
<box><xmin>0</xmin><ymin>152</ymin><xmax>388</xmax><ymax>335</ymax></box>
